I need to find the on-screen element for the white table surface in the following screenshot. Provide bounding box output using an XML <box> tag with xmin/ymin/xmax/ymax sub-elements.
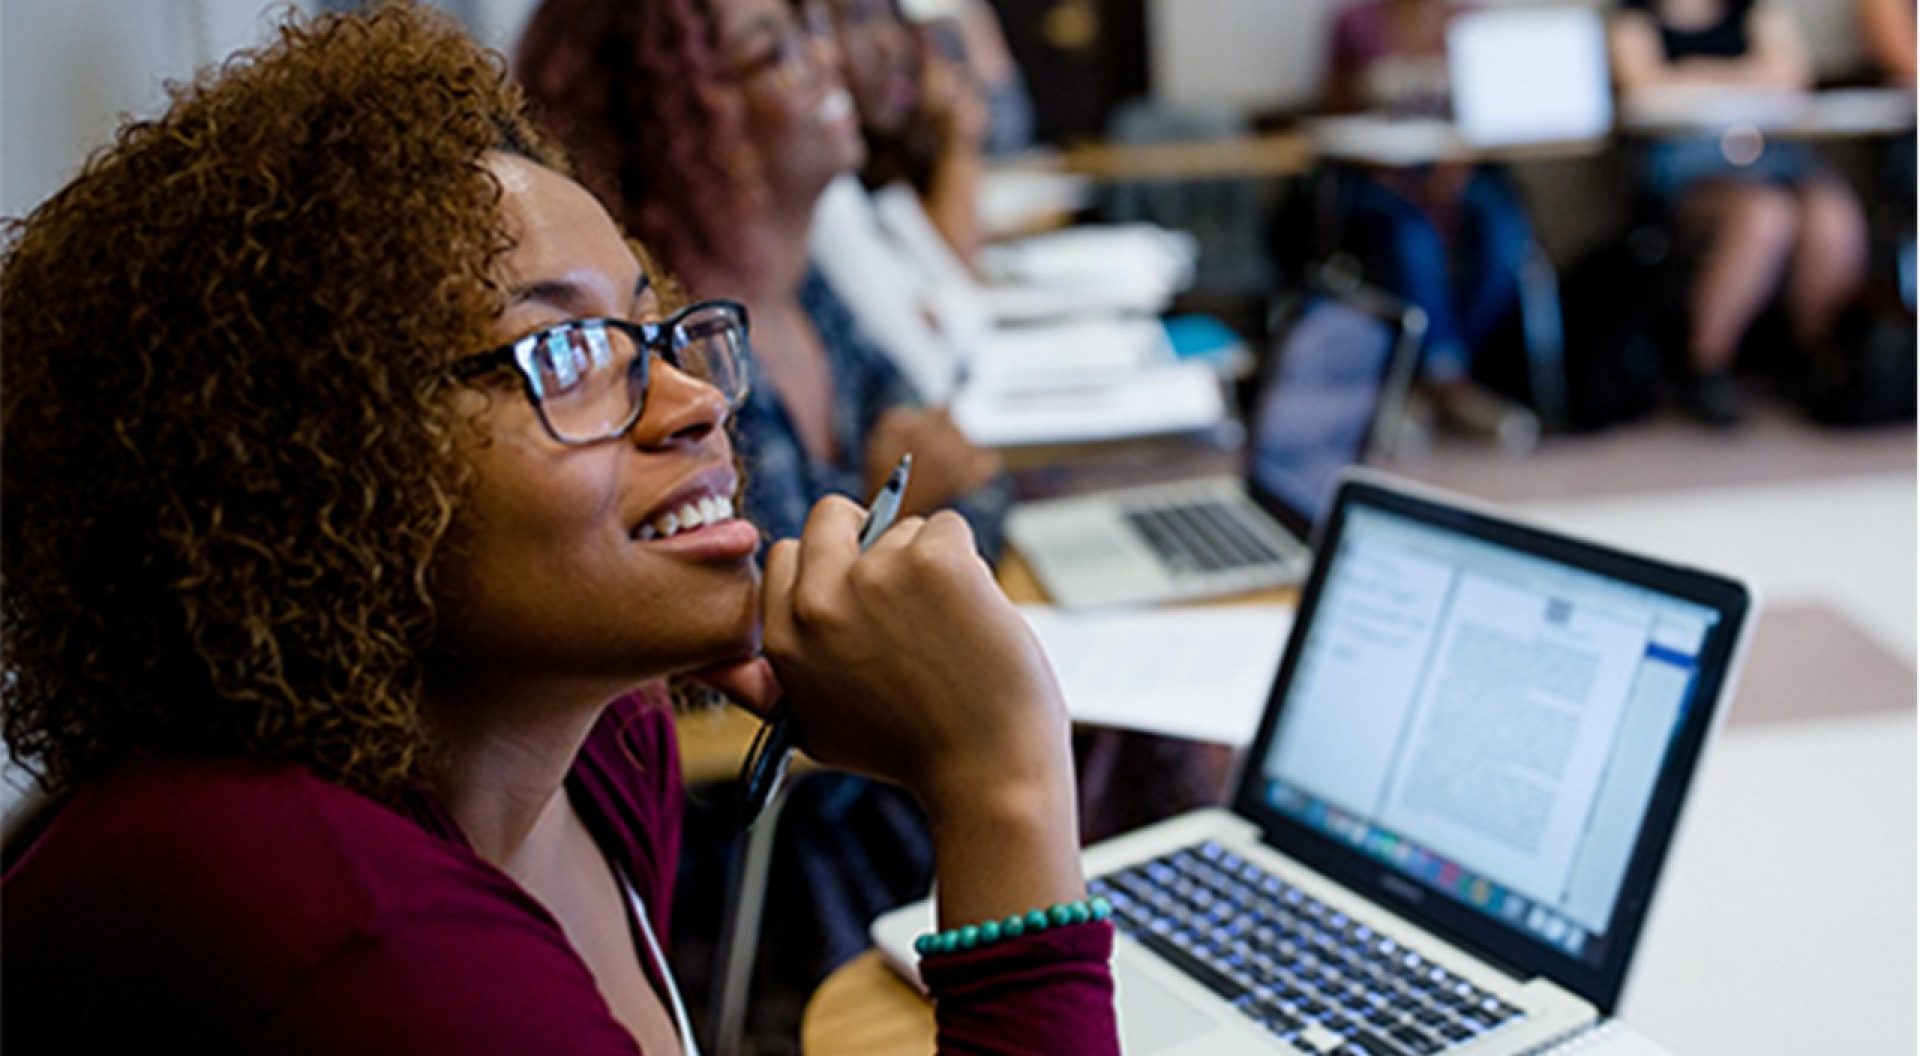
<box><xmin>1617</xmin><ymin>711</ymin><xmax>1916</xmax><ymax>1054</ymax></box>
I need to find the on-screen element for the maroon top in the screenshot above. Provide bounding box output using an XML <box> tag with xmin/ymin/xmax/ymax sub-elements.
<box><xmin>3</xmin><ymin>692</ymin><xmax>1118</xmax><ymax>1054</ymax></box>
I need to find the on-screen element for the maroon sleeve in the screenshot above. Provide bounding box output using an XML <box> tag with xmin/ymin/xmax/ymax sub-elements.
<box><xmin>919</xmin><ymin>922</ymin><xmax>1120</xmax><ymax>1056</ymax></box>
<box><xmin>260</xmin><ymin>910</ymin><xmax>645</xmax><ymax>1056</ymax></box>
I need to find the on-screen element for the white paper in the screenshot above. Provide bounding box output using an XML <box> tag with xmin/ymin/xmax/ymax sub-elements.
<box><xmin>966</xmin><ymin>317</ymin><xmax>1172</xmax><ymax>386</ymax></box>
<box><xmin>1019</xmin><ymin>603</ymin><xmax>1295</xmax><ymax>746</ymax></box>
<box><xmin>977</xmin><ymin>224</ymin><xmax>1196</xmax><ymax>294</ymax></box>
<box><xmin>973</xmin><ymin>281</ymin><xmax>1174</xmax><ymax>324</ymax></box>
<box><xmin>976</xmin><ymin>166</ymin><xmax>1095</xmax><ymax>241</ymax></box>
<box><xmin>1308</xmin><ymin>115</ymin><xmax>1469</xmax><ymax>167</ymax></box>
<box><xmin>951</xmin><ymin>360</ymin><xmax>1227</xmax><ymax>447</ymax></box>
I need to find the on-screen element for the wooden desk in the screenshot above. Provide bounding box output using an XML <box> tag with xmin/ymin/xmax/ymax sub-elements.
<box><xmin>1058</xmin><ymin>131</ymin><xmax>1316</xmax><ymax>183</ymax></box>
<box><xmin>1619</xmin><ymin>86</ymin><xmax>1917</xmax><ymax>141</ymax></box>
<box><xmin>801</xmin><ymin>950</ymin><xmax>935</xmax><ymax>1056</ymax></box>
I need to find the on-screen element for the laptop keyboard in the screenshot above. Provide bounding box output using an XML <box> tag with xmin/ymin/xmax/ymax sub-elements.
<box><xmin>1121</xmin><ymin>499</ymin><xmax>1301</xmax><ymax>576</ymax></box>
<box><xmin>1090</xmin><ymin>841</ymin><xmax>1526</xmax><ymax>1056</ymax></box>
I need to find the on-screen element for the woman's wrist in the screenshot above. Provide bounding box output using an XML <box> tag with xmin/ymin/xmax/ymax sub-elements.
<box><xmin>918</xmin><ymin>737</ymin><xmax>1085</xmax><ymax>931</ymax></box>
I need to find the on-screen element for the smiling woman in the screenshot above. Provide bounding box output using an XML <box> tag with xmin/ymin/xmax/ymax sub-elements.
<box><xmin>0</xmin><ymin>5</ymin><xmax>1114</xmax><ymax>1054</ymax></box>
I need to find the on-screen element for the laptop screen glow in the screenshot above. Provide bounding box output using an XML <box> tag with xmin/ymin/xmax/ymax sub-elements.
<box><xmin>1258</xmin><ymin>505</ymin><xmax>1720</xmax><ymax>968</ymax></box>
<box><xmin>1247</xmin><ymin>298</ymin><xmax>1398</xmax><ymax>523</ymax></box>
<box><xmin>1447</xmin><ymin>7</ymin><xmax>1614</xmax><ymax>147</ymax></box>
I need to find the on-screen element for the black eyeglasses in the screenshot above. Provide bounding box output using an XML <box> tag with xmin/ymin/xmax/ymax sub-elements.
<box><xmin>452</xmin><ymin>300</ymin><xmax>751</xmax><ymax>445</ymax></box>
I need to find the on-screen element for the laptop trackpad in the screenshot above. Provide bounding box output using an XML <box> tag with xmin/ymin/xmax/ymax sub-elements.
<box><xmin>1114</xmin><ymin>958</ymin><xmax>1232</xmax><ymax>1054</ymax></box>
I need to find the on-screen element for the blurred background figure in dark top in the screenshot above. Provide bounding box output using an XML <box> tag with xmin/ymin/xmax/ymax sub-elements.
<box><xmin>1610</xmin><ymin>0</ymin><xmax>1870</xmax><ymax>427</ymax></box>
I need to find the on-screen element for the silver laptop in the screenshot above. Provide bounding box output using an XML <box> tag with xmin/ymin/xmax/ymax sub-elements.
<box><xmin>1447</xmin><ymin>6</ymin><xmax>1614</xmax><ymax>148</ymax></box>
<box><xmin>877</xmin><ymin>473</ymin><xmax>1755</xmax><ymax>1055</ymax></box>
<box><xmin>1007</xmin><ymin>283</ymin><xmax>1423</xmax><ymax>609</ymax></box>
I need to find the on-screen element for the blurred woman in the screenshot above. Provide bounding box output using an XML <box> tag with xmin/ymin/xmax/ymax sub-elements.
<box><xmin>1</xmin><ymin>6</ymin><xmax>1114</xmax><ymax>1053</ymax></box>
<box><xmin>516</xmin><ymin>0</ymin><xmax>1005</xmax><ymax>551</ymax></box>
<box><xmin>1612</xmin><ymin>0</ymin><xmax>1870</xmax><ymax>425</ymax></box>
<box><xmin>1857</xmin><ymin>0</ymin><xmax>1917</xmax><ymax>84</ymax></box>
<box><xmin>828</xmin><ymin>0</ymin><xmax>991</xmax><ymax>260</ymax></box>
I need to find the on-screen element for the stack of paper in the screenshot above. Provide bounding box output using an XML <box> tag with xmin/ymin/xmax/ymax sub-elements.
<box><xmin>977</xmin><ymin>225</ymin><xmax>1197</xmax><ymax>307</ymax></box>
<box><xmin>976</xmin><ymin>165</ymin><xmax>1096</xmax><ymax>241</ymax></box>
<box><xmin>953</xmin><ymin>360</ymin><xmax>1227</xmax><ymax>448</ymax></box>
<box><xmin>1019</xmin><ymin>604</ymin><xmax>1295</xmax><ymax>746</ymax></box>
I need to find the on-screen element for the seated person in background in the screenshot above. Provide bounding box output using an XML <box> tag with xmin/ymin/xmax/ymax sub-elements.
<box><xmin>813</xmin><ymin>0</ymin><xmax>1194</xmax><ymax>403</ymax></box>
<box><xmin>1611</xmin><ymin>0</ymin><xmax>1869</xmax><ymax>426</ymax></box>
<box><xmin>1857</xmin><ymin>0</ymin><xmax>1915</xmax><ymax>310</ymax></box>
<box><xmin>516</xmin><ymin>0</ymin><xmax>1008</xmax><ymax>1014</ymax></box>
<box><xmin>1326</xmin><ymin>0</ymin><xmax>1543</xmax><ymax>451</ymax></box>
<box><xmin>0</xmin><ymin>7</ymin><xmax>1116</xmax><ymax>1054</ymax></box>
<box><xmin>947</xmin><ymin>0</ymin><xmax>1036</xmax><ymax>157</ymax></box>
<box><xmin>831</xmin><ymin>0</ymin><xmax>990</xmax><ymax>261</ymax></box>
<box><xmin>1857</xmin><ymin>0</ymin><xmax>1916</xmax><ymax>84</ymax></box>
<box><xmin>517</xmin><ymin>0</ymin><xmax>1006</xmax><ymax>550</ymax></box>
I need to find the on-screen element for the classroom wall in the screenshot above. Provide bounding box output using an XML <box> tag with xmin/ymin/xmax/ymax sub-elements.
<box><xmin>0</xmin><ymin>0</ymin><xmax>318</xmax><ymax>220</ymax></box>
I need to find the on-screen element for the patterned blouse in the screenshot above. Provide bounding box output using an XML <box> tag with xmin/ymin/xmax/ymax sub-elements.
<box><xmin>732</xmin><ymin>269</ymin><xmax>1011</xmax><ymax>557</ymax></box>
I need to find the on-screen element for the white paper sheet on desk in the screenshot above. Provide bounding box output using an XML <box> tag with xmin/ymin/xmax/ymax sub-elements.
<box><xmin>967</xmin><ymin>317</ymin><xmax>1171</xmax><ymax>385</ymax></box>
<box><xmin>1308</xmin><ymin>115</ymin><xmax>1468</xmax><ymax>167</ymax></box>
<box><xmin>976</xmin><ymin>166</ymin><xmax>1094</xmax><ymax>240</ymax></box>
<box><xmin>1018</xmin><ymin>604</ymin><xmax>1294</xmax><ymax>746</ymax></box>
<box><xmin>977</xmin><ymin>225</ymin><xmax>1196</xmax><ymax>293</ymax></box>
<box><xmin>973</xmin><ymin>280</ymin><xmax>1175</xmax><ymax>324</ymax></box>
<box><xmin>951</xmin><ymin>360</ymin><xmax>1226</xmax><ymax>447</ymax></box>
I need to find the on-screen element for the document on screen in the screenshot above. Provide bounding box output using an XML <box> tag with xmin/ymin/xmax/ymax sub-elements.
<box><xmin>1376</xmin><ymin>572</ymin><xmax>1648</xmax><ymax>904</ymax></box>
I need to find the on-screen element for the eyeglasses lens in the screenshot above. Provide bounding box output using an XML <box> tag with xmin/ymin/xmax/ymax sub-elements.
<box><xmin>526</xmin><ymin>322</ymin><xmax>643</xmax><ymax>443</ymax></box>
<box><xmin>671</xmin><ymin>305</ymin><xmax>751</xmax><ymax>410</ymax></box>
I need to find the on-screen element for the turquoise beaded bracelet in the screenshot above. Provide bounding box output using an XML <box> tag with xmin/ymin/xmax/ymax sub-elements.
<box><xmin>913</xmin><ymin>896</ymin><xmax>1114</xmax><ymax>956</ymax></box>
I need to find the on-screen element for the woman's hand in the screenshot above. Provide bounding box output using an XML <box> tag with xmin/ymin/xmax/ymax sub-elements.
<box><xmin>864</xmin><ymin>406</ymin><xmax>1001</xmax><ymax>515</ymax></box>
<box><xmin>759</xmin><ymin>497</ymin><xmax>1063</xmax><ymax>806</ymax></box>
<box><xmin>762</xmin><ymin>497</ymin><xmax>1083</xmax><ymax>926</ymax></box>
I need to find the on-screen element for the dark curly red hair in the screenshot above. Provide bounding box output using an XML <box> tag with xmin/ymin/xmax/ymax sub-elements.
<box><xmin>1</xmin><ymin>3</ymin><xmax>567</xmax><ymax>801</ymax></box>
<box><xmin>515</xmin><ymin>0</ymin><xmax>765</xmax><ymax>284</ymax></box>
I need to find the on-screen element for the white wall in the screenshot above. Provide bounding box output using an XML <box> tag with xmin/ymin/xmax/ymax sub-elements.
<box><xmin>1</xmin><ymin>0</ymin><xmax>314</xmax><ymax>220</ymax></box>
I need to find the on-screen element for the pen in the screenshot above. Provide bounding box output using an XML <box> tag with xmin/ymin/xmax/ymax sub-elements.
<box><xmin>738</xmin><ymin>454</ymin><xmax>914</xmax><ymax>829</ymax></box>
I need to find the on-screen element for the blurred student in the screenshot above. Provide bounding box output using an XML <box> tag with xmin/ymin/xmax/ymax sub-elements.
<box><xmin>1857</xmin><ymin>0</ymin><xmax>1916</xmax><ymax>84</ymax></box>
<box><xmin>1859</xmin><ymin>0</ymin><xmax>1917</xmax><ymax>311</ymax></box>
<box><xmin>1611</xmin><ymin>0</ymin><xmax>1869</xmax><ymax>426</ymax></box>
<box><xmin>948</xmin><ymin>0</ymin><xmax>1036</xmax><ymax>156</ymax></box>
<box><xmin>1325</xmin><ymin>0</ymin><xmax>1543</xmax><ymax>450</ymax></box>
<box><xmin>517</xmin><ymin>0</ymin><xmax>1006</xmax><ymax>550</ymax></box>
<box><xmin>831</xmin><ymin>0</ymin><xmax>990</xmax><ymax>260</ymax></box>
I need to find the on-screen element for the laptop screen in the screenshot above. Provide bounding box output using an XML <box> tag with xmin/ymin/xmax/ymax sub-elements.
<box><xmin>1245</xmin><ymin>297</ymin><xmax>1403</xmax><ymax>528</ymax></box>
<box><xmin>1253</xmin><ymin>499</ymin><xmax>1729</xmax><ymax>981</ymax></box>
<box><xmin>1448</xmin><ymin>8</ymin><xmax>1613</xmax><ymax>147</ymax></box>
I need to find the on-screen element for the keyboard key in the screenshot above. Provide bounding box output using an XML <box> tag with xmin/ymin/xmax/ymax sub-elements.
<box><xmin>1343</xmin><ymin>1030</ymin><xmax>1418</xmax><ymax>1056</ymax></box>
<box><xmin>1389</xmin><ymin>1025</ymin><xmax>1444</xmax><ymax>1055</ymax></box>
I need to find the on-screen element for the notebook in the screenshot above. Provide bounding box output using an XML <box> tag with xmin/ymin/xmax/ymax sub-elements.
<box><xmin>1005</xmin><ymin>281</ymin><xmax>1422</xmax><ymax>608</ymax></box>
<box><xmin>876</xmin><ymin>472</ymin><xmax>1754</xmax><ymax>1055</ymax></box>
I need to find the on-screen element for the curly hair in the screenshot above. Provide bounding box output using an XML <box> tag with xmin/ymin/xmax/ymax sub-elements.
<box><xmin>0</xmin><ymin>3</ymin><xmax>566</xmax><ymax>803</ymax></box>
<box><xmin>515</xmin><ymin>0</ymin><xmax>765</xmax><ymax>284</ymax></box>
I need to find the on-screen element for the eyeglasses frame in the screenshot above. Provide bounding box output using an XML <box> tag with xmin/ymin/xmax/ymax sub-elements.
<box><xmin>450</xmin><ymin>298</ymin><xmax>751</xmax><ymax>446</ymax></box>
